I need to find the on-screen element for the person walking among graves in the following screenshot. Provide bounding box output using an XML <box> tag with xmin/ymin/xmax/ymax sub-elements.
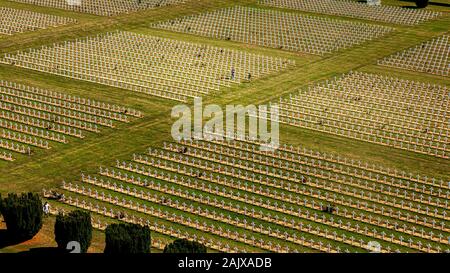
<box><xmin>43</xmin><ymin>202</ymin><xmax>50</xmax><ymax>215</ymax></box>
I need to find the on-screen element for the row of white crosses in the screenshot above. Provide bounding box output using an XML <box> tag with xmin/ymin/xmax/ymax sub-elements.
<box><xmin>0</xmin><ymin>80</ymin><xmax>143</xmax><ymax>118</ymax></box>
<box><xmin>0</xmin><ymin>139</ymin><xmax>30</xmax><ymax>154</ymax></box>
<box><xmin>268</xmin><ymin>71</ymin><xmax>449</xmax><ymax>158</ymax></box>
<box><xmin>135</xmin><ymin>149</ymin><xmax>449</xmax><ymax>237</ymax></box>
<box><xmin>61</xmin><ymin>185</ymin><xmax>240</xmax><ymax>253</ymax></box>
<box><xmin>43</xmin><ymin>205</ymin><xmax>109</xmax><ymax>231</ymax></box>
<box><xmin>92</xmin><ymin>169</ymin><xmax>312</xmax><ymax>253</ymax></box>
<box><xmin>10</xmin><ymin>0</ymin><xmax>186</xmax><ymax>16</ymax></box>
<box><xmin>1</xmin><ymin>129</ymin><xmax>49</xmax><ymax>149</ymax></box>
<box><xmin>155</xmin><ymin>162</ymin><xmax>446</xmax><ymax>245</ymax></box>
<box><xmin>152</xmin><ymin>6</ymin><xmax>394</xmax><ymax>55</ymax></box>
<box><xmin>0</xmin><ymin>119</ymin><xmax>67</xmax><ymax>144</ymax></box>
<box><xmin>0</xmin><ymin>100</ymin><xmax>104</xmax><ymax>132</ymax></box>
<box><xmin>62</xmin><ymin>181</ymin><xmax>296</xmax><ymax>253</ymax></box>
<box><xmin>116</xmin><ymin>153</ymin><xmax>449</xmax><ymax>249</ymax></box>
<box><xmin>86</xmin><ymin>169</ymin><xmax>446</xmax><ymax>252</ymax></box>
<box><xmin>44</xmin><ymin>194</ymin><xmax>219</xmax><ymax>253</ymax></box>
<box><xmin>378</xmin><ymin>35</ymin><xmax>449</xmax><ymax>77</ymax></box>
<box><xmin>260</xmin><ymin>0</ymin><xmax>442</xmax><ymax>25</ymax></box>
<box><xmin>146</xmin><ymin>146</ymin><xmax>449</xmax><ymax>223</ymax></box>
<box><xmin>0</xmin><ymin>7</ymin><xmax>76</xmax><ymax>35</ymax></box>
<box><xmin>0</xmin><ymin>80</ymin><xmax>142</xmax><ymax>158</ymax></box>
<box><xmin>79</xmin><ymin>174</ymin><xmax>351</xmax><ymax>252</ymax></box>
<box><xmin>1</xmin><ymin>95</ymin><xmax>115</xmax><ymax>127</ymax></box>
<box><xmin>0</xmin><ymin>89</ymin><xmax>128</xmax><ymax>123</ymax></box>
<box><xmin>202</xmin><ymin>130</ymin><xmax>449</xmax><ymax>191</ymax></box>
<box><xmin>172</xmin><ymin>141</ymin><xmax>449</xmax><ymax>210</ymax></box>
<box><xmin>80</xmin><ymin>177</ymin><xmax>344</xmax><ymax>252</ymax></box>
<box><xmin>199</xmin><ymin>132</ymin><xmax>450</xmax><ymax>227</ymax></box>
<box><xmin>1</xmin><ymin>31</ymin><xmax>293</xmax><ymax>102</ymax></box>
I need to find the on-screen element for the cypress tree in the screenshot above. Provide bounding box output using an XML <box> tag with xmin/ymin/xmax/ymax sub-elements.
<box><xmin>54</xmin><ymin>210</ymin><xmax>92</xmax><ymax>253</ymax></box>
<box><xmin>0</xmin><ymin>192</ymin><xmax>43</xmax><ymax>240</ymax></box>
<box><xmin>164</xmin><ymin>239</ymin><xmax>207</xmax><ymax>253</ymax></box>
<box><xmin>104</xmin><ymin>223</ymin><xmax>151</xmax><ymax>254</ymax></box>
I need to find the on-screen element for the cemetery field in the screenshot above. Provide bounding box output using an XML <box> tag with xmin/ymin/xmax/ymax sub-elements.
<box><xmin>0</xmin><ymin>0</ymin><xmax>449</xmax><ymax>253</ymax></box>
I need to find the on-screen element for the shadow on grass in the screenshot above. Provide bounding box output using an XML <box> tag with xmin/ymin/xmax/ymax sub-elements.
<box><xmin>0</xmin><ymin>229</ymin><xmax>27</xmax><ymax>249</ymax></box>
<box><xmin>355</xmin><ymin>0</ymin><xmax>417</xmax><ymax>9</ymax></box>
<box><xmin>0</xmin><ymin>230</ymin><xmax>63</xmax><ymax>253</ymax></box>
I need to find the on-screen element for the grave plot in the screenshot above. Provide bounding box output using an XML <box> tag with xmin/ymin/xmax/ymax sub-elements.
<box><xmin>0</xmin><ymin>80</ymin><xmax>143</xmax><ymax>161</ymax></box>
<box><xmin>44</xmin><ymin>198</ymin><xmax>189</xmax><ymax>251</ymax></box>
<box><xmin>46</xmin><ymin>137</ymin><xmax>450</xmax><ymax>253</ymax></box>
<box><xmin>264</xmin><ymin>71</ymin><xmax>449</xmax><ymax>159</ymax></box>
<box><xmin>1</xmin><ymin>31</ymin><xmax>294</xmax><ymax>102</ymax></box>
<box><xmin>8</xmin><ymin>0</ymin><xmax>186</xmax><ymax>16</ymax></box>
<box><xmin>0</xmin><ymin>148</ymin><xmax>14</xmax><ymax>161</ymax></box>
<box><xmin>151</xmin><ymin>6</ymin><xmax>394</xmax><ymax>55</ymax></box>
<box><xmin>259</xmin><ymin>0</ymin><xmax>442</xmax><ymax>25</ymax></box>
<box><xmin>378</xmin><ymin>35</ymin><xmax>449</xmax><ymax>77</ymax></box>
<box><xmin>0</xmin><ymin>7</ymin><xmax>76</xmax><ymax>35</ymax></box>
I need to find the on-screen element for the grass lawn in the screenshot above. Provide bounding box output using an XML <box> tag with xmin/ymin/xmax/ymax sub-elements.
<box><xmin>0</xmin><ymin>0</ymin><xmax>448</xmax><ymax>252</ymax></box>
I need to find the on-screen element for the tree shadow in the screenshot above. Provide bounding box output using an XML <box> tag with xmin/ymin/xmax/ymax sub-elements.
<box><xmin>18</xmin><ymin>247</ymin><xmax>64</xmax><ymax>254</ymax></box>
<box><xmin>0</xmin><ymin>229</ymin><xmax>63</xmax><ymax>253</ymax></box>
<box><xmin>0</xmin><ymin>229</ymin><xmax>27</xmax><ymax>249</ymax></box>
<box><xmin>398</xmin><ymin>0</ymin><xmax>450</xmax><ymax>7</ymax></box>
